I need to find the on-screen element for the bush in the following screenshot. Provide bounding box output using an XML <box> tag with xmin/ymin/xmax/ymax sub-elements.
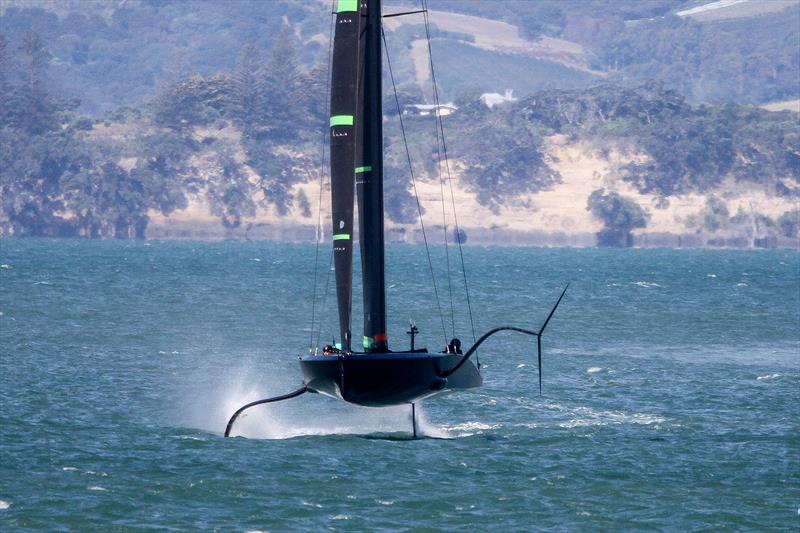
<box><xmin>586</xmin><ymin>188</ymin><xmax>648</xmax><ymax>247</ymax></box>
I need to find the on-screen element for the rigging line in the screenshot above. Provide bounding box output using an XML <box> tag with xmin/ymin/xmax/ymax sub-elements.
<box><xmin>311</xmin><ymin>1</ymin><xmax>337</xmax><ymax>351</ymax></box>
<box><xmin>316</xmin><ymin>251</ymin><xmax>335</xmax><ymax>350</ymax></box>
<box><xmin>421</xmin><ymin>0</ymin><xmax>478</xmax><ymax>358</ymax></box>
<box><xmin>381</xmin><ymin>25</ymin><xmax>448</xmax><ymax>346</ymax></box>
<box><xmin>418</xmin><ymin>0</ymin><xmax>454</xmax><ymax>338</ymax></box>
<box><xmin>382</xmin><ymin>9</ymin><xmax>427</xmax><ymax>18</ymax></box>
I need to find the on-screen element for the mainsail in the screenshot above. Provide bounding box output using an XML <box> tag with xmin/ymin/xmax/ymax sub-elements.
<box><xmin>330</xmin><ymin>0</ymin><xmax>387</xmax><ymax>353</ymax></box>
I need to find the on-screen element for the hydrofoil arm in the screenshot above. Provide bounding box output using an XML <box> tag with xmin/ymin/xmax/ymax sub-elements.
<box><xmin>441</xmin><ymin>284</ymin><xmax>569</xmax><ymax>393</ymax></box>
<box><xmin>224</xmin><ymin>386</ymin><xmax>308</xmax><ymax>437</ymax></box>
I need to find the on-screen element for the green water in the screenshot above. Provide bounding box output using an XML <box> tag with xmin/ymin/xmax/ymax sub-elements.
<box><xmin>1</xmin><ymin>239</ymin><xmax>798</xmax><ymax>531</ymax></box>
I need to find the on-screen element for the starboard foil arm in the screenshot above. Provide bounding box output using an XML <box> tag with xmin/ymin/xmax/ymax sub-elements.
<box><xmin>224</xmin><ymin>386</ymin><xmax>309</xmax><ymax>437</ymax></box>
<box><xmin>440</xmin><ymin>285</ymin><xmax>569</xmax><ymax>393</ymax></box>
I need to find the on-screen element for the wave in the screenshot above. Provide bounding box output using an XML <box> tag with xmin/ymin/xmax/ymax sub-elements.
<box><xmin>631</xmin><ymin>281</ymin><xmax>661</xmax><ymax>288</ymax></box>
<box><xmin>558</xmin><ymin>407</ymin><xmax>666</xmax><ymax>428</ymax></box>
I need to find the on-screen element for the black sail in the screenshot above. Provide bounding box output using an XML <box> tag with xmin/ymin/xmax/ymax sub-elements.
<box><xmin>329</xmin><ymin>0</ymin><xmax>363</xmax><ymax>352</ymax></box>
<box><xmin>356</xmin><ymin>0</ymin><xmax>388</xmax><ymax>352</ymax></box>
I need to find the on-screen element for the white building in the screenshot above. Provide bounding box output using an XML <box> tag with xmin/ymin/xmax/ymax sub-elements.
<box><xmin>480</xmin><ymin>89</ymin><xmax>517</xmax><ymax>109</ymax></box>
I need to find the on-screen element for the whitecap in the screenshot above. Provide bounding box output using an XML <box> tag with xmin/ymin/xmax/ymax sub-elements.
<box><xmin>516</xmin><ymin>363</ymin><xmax>526</xmax><ymax>368</ymax></box>
<box><xmin>632</xmin><ymin>281</ymin><xmax>661</xmax><ymax>288</ymax></box>
<box><xmin>331</xmin><ymin>514</ymin><xmax>350</xmax><ymax>520</ymax></box>
<box><xmin>706</xmin><ymin>273</ymin><xmax>717</xmax><ymax>278</ymax></box>
<box><xmin>62</xmin><ymin>466</ymin><xmax>78</xmax><ymax>471</ymax></box>
<box><xmin>736</xmin><ymin>283</ymin><xmax>747</xmax><ymax>287</ymax></box>
<box><xmin>377</xmin><ymin>500</ymin><xmax>395</xmax><ymax>506</ymax></box>
<box><xmin>756</xmin><ymin>374</ymin><xmax>780</xmax><ymax>380</ymax></box>
<box><xmin>250</xmin><ymin>258</ymin><xmax>261</xmax><ymax>262</ymax></box>
<box><xmin>0</xmin><ymin>500</ymin><xmax>10</xmax><ymax>510</ymax></box>
<box><xmin>301</xmin><ymin>500</ymin><xmax>322</xmax><ymax>508</ymax></box>
<box><xmin>587</xmin><ymin>367</ymin><xmax>603</xmax><ymax>373</ymax></box>
<box><xmin>559</xmin><ymin>407</ymin><xmax>665</xmax><ymax>428</ymax></box>
<box><xmin>446</xmin><ymin>421</ymin><xmax>499</xmax><ymax>432</ymax></box>
<box><xmin>0</xmin><ymin>264</ymin><xmax>11</xmax><ymax>269</ymax></box>
<box><xmin>88</xmin><ymin>486</ymin><xmax>108</xmax><ymax>492</ymax></box>
<box><xmin>33</xmin><ymin>281</ymin><xmax>52</xmax><ymax>285</ymax></box>
<box><xmin>170</xmin><ymin>435</ymin><xmax>206</xmax><ymax>441</ymax></box>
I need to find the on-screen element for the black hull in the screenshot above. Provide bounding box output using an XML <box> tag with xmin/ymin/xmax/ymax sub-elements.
<box><xmin>299</xmin><ymin>351</ymin><xmax>482</xmax><ymax>407</ymax></box>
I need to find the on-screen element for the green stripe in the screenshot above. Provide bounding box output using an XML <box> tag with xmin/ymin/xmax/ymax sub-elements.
<box><xmin>330</xmin><ymin>115</ymin><xmax>354</xmax><ymax>127</ymax></box>
<box><xmin>355</xmin><ymin>166</ymin><xmax>372</xmax><ymax>173</ymax></box>
<box><xmin>336</xmin><ymin>0</ymin><xmax>358</xmax><ymax>12</ymax></box>
<box><xmin>362</xmin><ymin>336</ymin><xmax>373</xmax><ymax>349</ymax></box>
<box><xmin>333</xmin><ymin>233</ymin><xmax>351</xmax><ymax>241</ymax></box>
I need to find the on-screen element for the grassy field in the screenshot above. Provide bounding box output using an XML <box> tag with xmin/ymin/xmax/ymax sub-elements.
<box><xmin>427</xmin><ymin>40</ymin><xmax>599</xmax><ymax>101</ymax></box>
<box><xmin>760</xmin><ymin>99</ymin><xmax>800</xmax><ymax>112</ymax></box>
<box><xmin>678</xmin><ymin>0</ymin><xmax>797</xmax><ymax>21</ymax></box>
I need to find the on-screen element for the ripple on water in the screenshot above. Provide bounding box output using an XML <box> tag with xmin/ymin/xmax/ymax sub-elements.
<box><xmin>557</xmin><ymin>406</ymin><xmax>667</xmax><ymax>429</ymax></box>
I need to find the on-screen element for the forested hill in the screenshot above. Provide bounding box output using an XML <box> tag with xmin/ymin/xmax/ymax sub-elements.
<box><xmin>1</xmin><ymin>0</ymin><xmax>798</xmax><ymax>114</ymax></box>
<box><xmin>0</xmin><ymin>0</ymin><xmax>798</xmax><ymax>246</ymax></box>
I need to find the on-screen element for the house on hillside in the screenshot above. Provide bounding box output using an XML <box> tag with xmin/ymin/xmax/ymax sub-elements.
<box><xmin>402</xmin><ymin>103</ymin><xmax>458</xmax><ymax>117</ymax></box>
<box><xmin>481</xmin><ymin>89</ymin><xmax>517</xmax><ymax>109</ymax></box>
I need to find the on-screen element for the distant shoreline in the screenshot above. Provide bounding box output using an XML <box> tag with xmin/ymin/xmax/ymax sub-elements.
<box><xmin>140</xmin><ymin>220</ymin><xmax>800</xmax><ymax>250</ymax></box>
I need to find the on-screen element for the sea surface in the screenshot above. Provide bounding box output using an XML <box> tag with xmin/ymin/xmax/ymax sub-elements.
<box><xmin>1</xmin><ymin>239</ymin><xmax>798</xmax><ymax>531</ymax></box>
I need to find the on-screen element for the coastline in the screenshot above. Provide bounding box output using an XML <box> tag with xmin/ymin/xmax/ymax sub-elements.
<box><xmin>143</xmin><ymin>219</ymin><xmax>800</xmax><ymax>250</ymax></box>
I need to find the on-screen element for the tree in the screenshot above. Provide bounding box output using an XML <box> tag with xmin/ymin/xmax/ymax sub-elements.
<box><xmin>228</xmin><ymin>44</ymin><xmax>266</xmax><ymax>137</ymax></box>
<box><xmin>587</xmin><ymin>188</ymin><xmax>648</xmax><ymax>247</ymax></box>
<box><xmin>152</xmin><ymin>75</ymin><xmax>229</xmax><ymax>131</ymax></box>
<box><xmin>454</xmin><ymin>105</ymin><xmax>560</xmax><ymax>210</ymax></box>
<box><xmin>777</xmin><ymin>209</ymin><xmax>799</xmax><ymax>239</ymax></box>
<box><xmin>15</xmin><ymin>31</ymin><xmax>56</xmax><ymax>134</ymax></box>
<box><xmin>262</xmin><ymin>27</ymin><xmax>303</xmax><ymax>142</ymax></box>
<box><xmin>296</xmin><ymin>188</ymin><xmax>311</xmax><ymax>218</ymax></box>
<box><xmin>206</xmin><ymin>151</ymin><xmax>255</xmax><ymax>228</ymax></box>
<box><xmin>0</xmin><ymin>34</ymin><xmax>11</xmax><ymax>127</ymax></box>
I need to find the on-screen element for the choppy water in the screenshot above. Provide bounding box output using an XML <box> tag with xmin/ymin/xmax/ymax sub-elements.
<box><xmin>1</xmin><ymin>239</ymin><xmax>798</xmax><ymax>531</ymax></box>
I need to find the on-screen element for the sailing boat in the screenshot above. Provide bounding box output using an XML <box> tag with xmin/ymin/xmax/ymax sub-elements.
<box><xmin>224</xmin><ymin>0</ymin><xmax>567</xmax><ymax>438</ymax></box>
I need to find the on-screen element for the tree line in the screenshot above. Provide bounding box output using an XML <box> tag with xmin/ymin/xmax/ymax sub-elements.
<box><xmin>1</xmin><ymin>29</ymin><xmax>797</xmax><ymax>242</ymax></box>
<box><xmin>0</xmin><ymin>29</ymin><xmax>326</xmax><ymax>237</ymax></box>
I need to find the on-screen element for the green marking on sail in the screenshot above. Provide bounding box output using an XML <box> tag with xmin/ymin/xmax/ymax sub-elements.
<box><xmin>330</xmin><ymin>115</ymin><xmax>354</xmax><ymax>127</ymax></box>
<box><xmin>333</xmin><ymin>233</ymin><xmax>351</xmax><ymax>241</ymax></box>
<box><xmin>336</xmin><ymin>0</ymin><xmax>358</xmax><ymax>12</ymax></box>
<box><xmin>362</xmin><ymin>336</ymin><xmax>373</xmax><ymax>349</ymax></box>
<box><xmin>355</xmin><ymin>166</ymin><xmax>372</xmax><ymax>173</ymax></box>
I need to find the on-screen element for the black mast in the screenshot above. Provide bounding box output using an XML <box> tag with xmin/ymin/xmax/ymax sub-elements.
<box><xmin>356</xmin><ymin>0</ymin><xmax>388</xmax><ymax>352</ymax></box>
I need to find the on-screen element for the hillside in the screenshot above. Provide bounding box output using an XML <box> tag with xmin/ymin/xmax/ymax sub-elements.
<box><xmin>1</xmin><ymin>0</ymin><xmax>798</xmax><ymax>113</ymax></box>
<box><xmin>0</xmin><ymin>1</ymin><xmax>798</xmax><ymax>248</ymax></box>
